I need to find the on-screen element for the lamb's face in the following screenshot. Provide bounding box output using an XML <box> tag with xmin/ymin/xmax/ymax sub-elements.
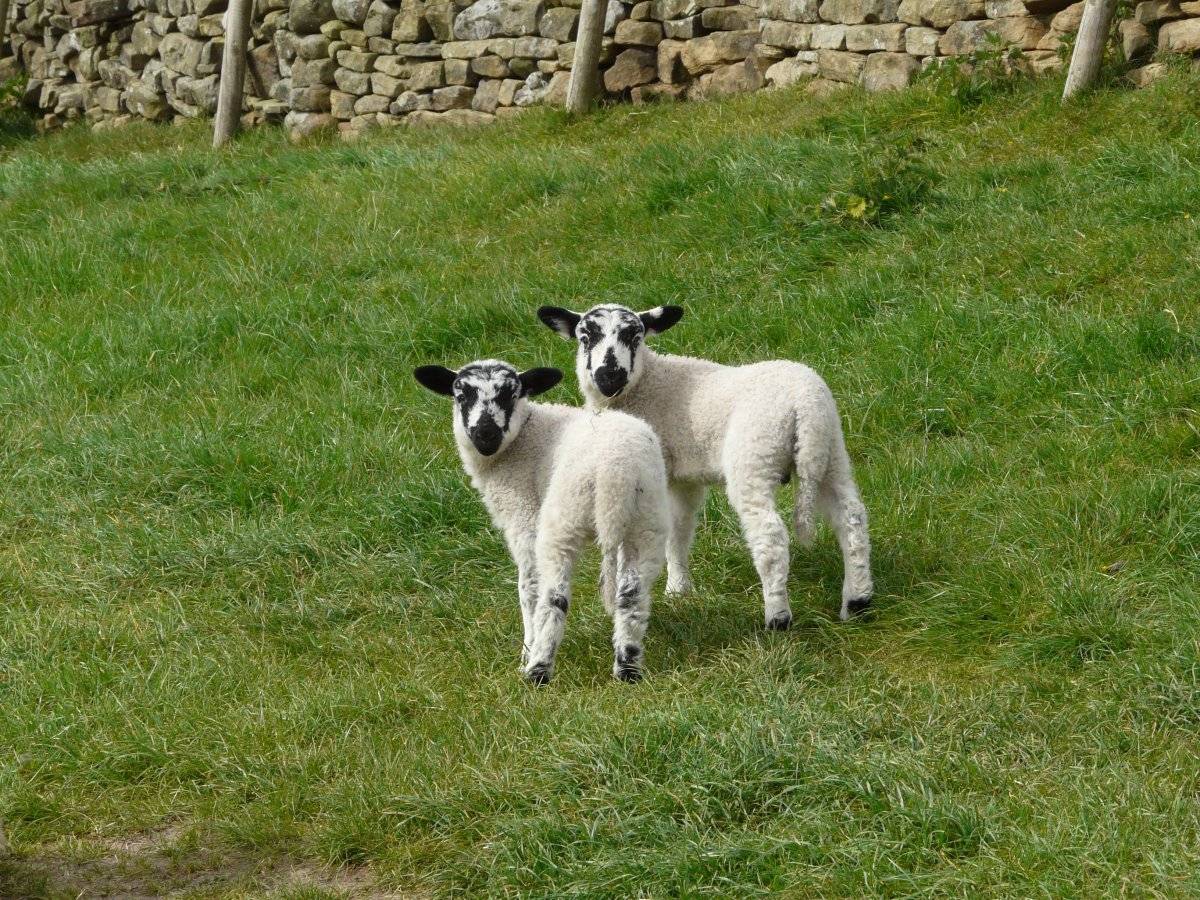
<box><xmin>413</xmin><ymin>360</ymin><xmax>563</xmax><ymax>458</ymax></box>
<box><xmin>537</xmin><ymin>304</ymin><xmax>684</xmax><ymax>403</ymax></box>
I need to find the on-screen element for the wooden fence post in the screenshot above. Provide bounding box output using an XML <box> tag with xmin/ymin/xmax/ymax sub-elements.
<box><xmin>1062</xmin><ymin>0</ymin><xmax>1118</xmax><ymax>100</ymax></box>
<box><xmin>0</xmin><ymin>0</ymin><xmax>12</xmax><ymax>56</ymax></box>
<box><xmin>566</xmin><ymin>0</ymin><xmax>605</xmax><ymax>113</ymax></box>
<box><xmin>213</xmin><ymin>0</ymin><xmax>253</xmax><ymax>147</ymax></box>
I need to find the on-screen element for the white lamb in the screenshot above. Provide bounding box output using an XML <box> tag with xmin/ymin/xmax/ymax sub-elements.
<box><xmin>537</xmin><ymin>305</ymin><xmax>874</xmax><ymax>629</ymax></box>
<box><xmin>414</xmin><ymin>358</ymin><xmax>669</xmax><ymax>684</ymax></box>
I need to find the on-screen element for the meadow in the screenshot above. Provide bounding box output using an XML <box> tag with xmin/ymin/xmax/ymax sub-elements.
<box><xmin>0</xmin><ymin>64</ymin><xmax>1198</xmax><ymax>897</ymax></box>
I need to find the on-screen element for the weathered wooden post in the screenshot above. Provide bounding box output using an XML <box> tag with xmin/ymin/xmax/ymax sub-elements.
<box><xmin>0</xmin><ymin>0</ymin><xmax>12</xmax><ymax>54</ymax></box>
<box><xmin>213</xmin><ymin>0</ymin><xmax>254</xmax><ymax>147</ymax></box>
<box><xmin>566</xmin><ymin>0</ymin><xmax>605</xmax><ymax>113</ymax></box>
<box><xmin>1062</xmin><ymin>0</ymin><xmax>1118</xmax><ymax>99</ymax></box>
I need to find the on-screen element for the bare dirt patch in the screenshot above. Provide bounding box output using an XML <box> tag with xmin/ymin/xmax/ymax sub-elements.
<box><xmin>0</xmin><ymin>824</ymin><xmax>414</xmax><ymax>899</ymax></box>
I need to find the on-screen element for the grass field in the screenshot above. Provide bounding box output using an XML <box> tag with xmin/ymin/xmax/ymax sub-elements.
<box><xmin>1</xmin><ymin>65</ymin><xmax>1199</xmax><ymax>897</ymax></box>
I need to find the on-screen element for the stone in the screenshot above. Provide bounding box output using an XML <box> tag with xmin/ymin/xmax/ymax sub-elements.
<box><xmin>860</xmin><ymin>48</ymin><xmax>917</xmax><ymax>87</ymax></box>
<box><xmin>512</xmin><ymin>70</ymin><xmax>551</xmax><ymax>103</ymax></box>
<box><xmin>806</xmin><ymin>75</ymin><xmax>851</xmax><ymax>94</ymax></box>
<box><xmin>1134</xmin><ymin>0</ymin><xmax>1181</xmax><ymax>23</ymax></box>
<box><xmin>371</xmin><ymin>70</ymin><xmax>405</xmax><ymax>93</ymax></box>
<box><xmin>443</xmin><ymin>57</ymin><xmax>474</xmax><ymax>82</ymax></box>
<box><xmin>124</xmin><ymin>82</ymin><xmax>170</xmax><ymax>119</ymax></box>
<box><xmin>898</xmin><ymin>0</ymin><xmax>985</xmax><ymax>27</ymax></box>
<box><xmin>1127</xmin><ymin>60</ymin><xmax>1167</xmax><ymax>86</ymax></box>
<box><xmin>454</xmin><ymin>0</ymin><xmax>545</xmax><ymax>38</ymax></box>
<box><xmin>604</xmin><ymin>0</ymin><xmax>628</xmax><ymax>33</ymax></box>
<box><xmin>293</xmin><ymin>56</ymin><xmax>337</xmax><ymax>85</ymax></box>
<box><xmin>758</xmin><ymin>0</ymin><xmax>820</xmax><ymax>18</ymax></box>
<box><xmin>904</xmin><ymin>24</ymin><xmax>938</xmax><ymax>53</ymax></box>
<box><xmin>615</xmin><ymin>18</ymin><xmax>664</xmax><ymax>43</ymax></box>
<box><xmin>408</xmin><ymin>59</ymin><xmax>446</xmax><ymax>86</ymax></box>
<box><xmin>498</xmin><ymin>76</ymin><xmax>524</xmax><ymax>103</ymax></box>
<box><xmin>1120</xmin><ymin>19</ymin><xmax>1151</xmax><ymax>60</ymax></box>
<box><xmin>680</xmin><ymin>29</ymin><xmax>758</xmax><ymax>72</ymax></box>
<box><xmin>1048</xmin><ymin>0</ymin><xmax>1082</xmax><ymax>29</ymax></box>
<box><xmin>158</xmin><ymin>33</ymin><xmax>206</xmax><ymax>75</ymax></box>
<box><xmin>293</xmin><ymin>33</ymin><xmax>333</xmax><ymax>58</ymax></box>
<box><xmin>500</xmin><ymin>35</ymin><xmax>559</xmax><ymax>56</ymax></box>
<box><xmin>472</xmin><ymin>53</ymin><xmax>511</xmax><ymax>75</ymax></box>
<box><xmin>938</xmin><ymin>16</ymin><xmax>1046</xmax><ymax>53</ymax></box>
<box><xmin>844</xmin><ymin>22</ymin><xmax>905</xmax><ymax>49</ymax></box>
<box><xmin>697</xmin><ymin>56</ymin><xmax>763</xmax><ymax>94</ymax></box>
<box><xmin>66</xmin><ymin>0</ymin><xmax>128</xmax><ymax>26</ymax></box>
<box><xmin>472</xmin><ymin>77</ymin><xmax>503</xmax><ymax>109</ymax></box>
<box><xmin>322</xmin><ymin>19</ymin><xmax>350</xmax><ymax>35</ymax></box>
<box><xmin>335</xmin><ymin>66</ymin><xmax>372</xmax><ymax>90</ymax></box>
<box><xmin>290</xmin><ymin>84</ymin><xmax>333</xmax><ymax>109</ymax></box>
<box><xmin>631</xmin><ymin>81</ymin><xmax>687</xmax><ymax>101</ymax></box>
<box><xmin>760</xmin><ymin>20</ymin><xmax>812</xmax><ymax>47</ymax></box>
<box><xmin>285</xmin><ymin>109</ymin><xmax>338</xmax><ymax>138</ymax></box>
<box><xmin>657</xmin><ymin>38</ymin><xmax>688</xmax><ymax>80</ymax></box>
<box><xmin>1159</xmin><ymin>17</ymin><xmax>1200</xmax><ymax>51</ymax></box>
<box><xmin>442</xmin><ymin>39</ymin><xmax>493</xmax><ymax>55</ymax></box>
<box><xmin>985</xmin><ymin>0</ymin><xmax>1024</xmax><ymax>14</ymax></box>
<box><xmin>392</xmin><ymin>7</ymin><xmax>431</xmax><ymax>43</ymax></box>
<box><xmin>131</xmin><ymin>20</ymin><xmax>162</xmax><ymax>56</ymax></box>
<box><xmin>426</xmin><ymin>2</ymin><xmax>458</xmax><ymax>39</ymax></box>
<box><xmin>657</xmin><ymin>17</ymin><xmax>699</xmax><ymax>41</ymax></box>
<box><xmin>702</xmin><ymin>4</ymin><xmax>758</xmax><ymax>28</ymax></box>
<box><xmin>819</xmin><ymin>0</ymin><xmax>898</xmax><ymax>22</ymax></box>
<box><xmin>765</xmin><ymin>54</ymin><xmax>818</xmax><ymax>84</ymax></box>
<box><xmin>817</xmin><ymin>47</ymin><xmax>865</xmax><ymax>80</ymax></box>
<box><xmin>427</xmin><ymin>83</ymin><xmax>473</xmax><ymax>107</ymax></box>
<box><xmin>331</xmin><ymin>88</ymin><xmax>357</xmax><ymax>115</ymax></box>
<box><xmin>652</xmin><ymin>0</ymin><xmax>724</xmax><ymax>16</ymax></box>
<box><xmin>178</xmin><ymin>14</ymin><xmax>225</xmax><ymax>37</ymax></box>
<box><xmin>811</xmin><ymin>22</ymin><xmax>847</xmax><ymax>47</ymax></box>
<box><xmin>604</xmin><ymin>46</ymin><xmax>657</xmax><ymax>88</ymax></box>
<box><xmin>396</xmin><ymin>41</ymin><xmax>445</xmax><ymax>55</ymax></box>
<box><xmin>632</xmin><ymin>0</ymin><xmax>654</xmax><ymax>17</ymax></box>
<box><xmin>291</xmin><ymin>0</ymin><xmax>337</xmax><ymax>33</ymax></box>
<box><xmin>354</xmin><ymin>92</ymin><xmax>391</xmax><ymax>111</ymax></box>
<box><xmin>540</xmin><ymin>5</ymin><xmax>578</xmax><ymax>38</ymax></box>
<box><xmin>338</xmin><ymin>49</ymin><xmax>379</xmax><ymax>69</ymax></box>
<box><xmin>1020</xmin><ymin>0</ymin><xmax>1072</xmax><ymax>12</ymax></box>
<box><xmin>342</xmin><ymin>29</ymin><xmax>370</xmax><ymax>46</ymax></box>
<box><xmin>364</xmin><ymin>0</ymin><xmax>399</xmax><ymax>36</ymax></box>
<box><xmin>333</xmin><ymin>0</ymin><xmax>372</xmax><ymax>23</ymax></box>
<box><xmin>249</xmin><ymin>42</ymin><xmax>283</xmax><ymax>95</ymax></box>
<box><xmin>370</xmin><ymin>36</ymin><xmax>399</xmax><ymax>51</ymax></box>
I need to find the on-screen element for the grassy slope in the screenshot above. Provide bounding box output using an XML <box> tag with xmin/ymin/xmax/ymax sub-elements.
<box><xmin>0</xmin><ymin>69</ymin><xmax>1198</xmax><ymax>898</ymax></box>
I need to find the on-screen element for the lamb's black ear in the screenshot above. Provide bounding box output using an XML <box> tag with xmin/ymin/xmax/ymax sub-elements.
<box><xmin>538</xmin><ymin>306</ymin><xmax>582</xmax><ymax>341</ymax></box>
<box><xmin>519</xmin><ymin>367</ymin><xmax>563</xmax><ymax>397</ymax></box>
<box><xmin>414</xmin><ymin>365</ymin><xmax>458</xmax><ymax>396</ymax></box>
<box><xmin>640</xmin><ymin>306</ymin><xmax>684</xmax><ymax>335</ymax></box>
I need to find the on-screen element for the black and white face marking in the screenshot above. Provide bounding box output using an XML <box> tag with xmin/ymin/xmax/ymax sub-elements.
<box><xmin>414</xmin><ymin>360</ymin><xmax>562</xmax><ymax>457</ymax></box>
<box><xmin>538</xmin><ymin>304</ymin><xmax>684</xmax><ymax>401</ymax></box>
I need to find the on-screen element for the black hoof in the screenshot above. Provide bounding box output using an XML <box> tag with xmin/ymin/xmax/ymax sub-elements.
<box><xmin>524</xmin><ymin>663</ymin><xmax>552</xmax><ymax>685</ymax></box>
<box><xmin>615</xmin><ymin>665</ymin><xmax>643</xmax><ymax>683</ymax></box>
<box><xmin>766</xmin><ymin>611</ymin><xmax>793</xmax><ymax>631</ymax></box>
<box><xmin>847</xmin><ymin>596</ymin><xmax>872</xmax><ymax>615</ymax></box>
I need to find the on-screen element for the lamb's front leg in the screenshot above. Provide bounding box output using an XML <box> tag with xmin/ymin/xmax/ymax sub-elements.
<box><xmin>508</xmin><ymin>531</ymin><xmax>540</xmax><ymax>667</ymax></box>
<box><xmin>665</xmin><ymin>482</ymin><xmax>707</xmax><ymax>596</ymax></box>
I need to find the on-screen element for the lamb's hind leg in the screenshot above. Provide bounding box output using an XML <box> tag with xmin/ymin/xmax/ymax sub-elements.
<box><xmin>820</xmin><ymin>442</ymin><xmax>874</xmax><ymax>621</ymax></box>
<box><xmin>524</xmin><ymin>528</ymin><xmax>585</xmax><ymax>685</ymax></box>
<box><xmin>725</xmin><ymin>466</ymin><xmax>792</xmax><ymax>631</ymax></box>
<box><xmin>610</xmin><ymin>530</ymin><xmax>665</xmax><ymax>682</ymax></box>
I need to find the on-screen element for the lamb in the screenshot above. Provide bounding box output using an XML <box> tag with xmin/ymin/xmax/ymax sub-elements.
<box><xmin>537</xmin><ymin>304</ymin><xmax>874</xmax><ymax>629</ymax></box>
<box><xmin>413</xmin><ymin>358</ymin><xmax>669</xmax><ymax>685</ymax></box>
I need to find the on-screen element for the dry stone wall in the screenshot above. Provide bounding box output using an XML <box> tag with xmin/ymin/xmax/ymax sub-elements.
<box><xmin>0</xmin><ymin>0</ymin><xmax>1195</xmax><ymax>136</ymax></box>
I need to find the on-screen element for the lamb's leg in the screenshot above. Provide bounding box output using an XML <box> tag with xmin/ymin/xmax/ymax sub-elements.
<box><xmin>516</xmin><ymin>564</ymin><xmax>539</xmax><ymax>666</ymax></box>
<box><xmin>725</xmin><ymin>469</ymin><xmax>792</xmax><ymax>631</ymax></box>
<box><xmin>524</xmin><ymin>532</ymin><xmax>583</xmax><ymax>685</ymax></box>
<box><xmin>820</xmin><ymin>456</ymin><xmax>874</xmax><ymax>621</ymax></box>
<box><xmin>665</xmin><ymin>482</ymin><xmax>707</xmax><ymax>596</ymax></box>
<box><xmin>610</xmin><ymin>548</ymin><xmax>650</xmax><ymax>682</ymax></box>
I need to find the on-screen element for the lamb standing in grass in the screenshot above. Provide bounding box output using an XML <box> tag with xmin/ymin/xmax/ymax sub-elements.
<box><xmin>537</xmin><ymin>305</ymin><xmax>874</xmax><ymax>629</ymax></box>
<box><xmin>414</xmin><ymin>359</ymin><xmax>669</xmax><ymax>684</ymax></box>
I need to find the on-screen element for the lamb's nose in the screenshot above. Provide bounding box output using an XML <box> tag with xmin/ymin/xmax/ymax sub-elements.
<box><xmin>594</xmin><ymin>366</ymin><xmax>627</xmax><ymax>397</ymax></box>
<box><xmin>472</xmin><ymin>417</ymin><xmax>503</xmax><ymax>455</ymax></box>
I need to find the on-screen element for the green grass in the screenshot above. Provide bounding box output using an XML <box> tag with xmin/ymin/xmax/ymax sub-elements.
<box><xmin>1</xmin><ymin>67</ymin><xmax>1198</xmax><ymax>898</ymax></box>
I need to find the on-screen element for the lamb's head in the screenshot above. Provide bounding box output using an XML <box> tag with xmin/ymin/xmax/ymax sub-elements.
<box><xmin>414</xmin><ymin>359</ymin><xmax>562</xmax><ymax>458</ymax></box>
<box><xmin>537</xmin><ymin>304</ymin><xmax>683</xmax><ymax>403</ymax></box>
